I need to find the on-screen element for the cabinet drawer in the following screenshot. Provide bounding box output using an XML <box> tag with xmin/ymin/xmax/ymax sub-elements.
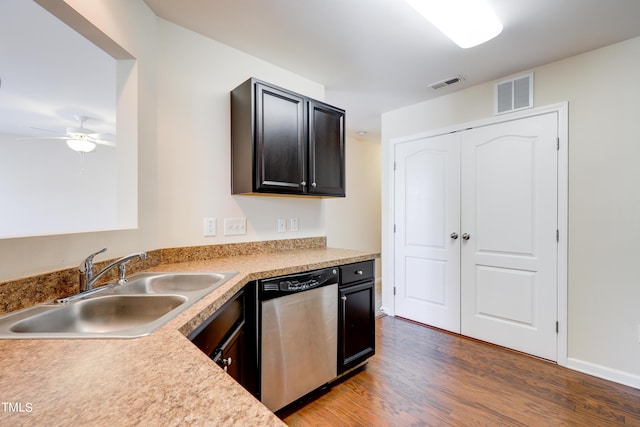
<box><xmin>340</xmin><ymin>261</ymin><xmax>374</xmax><ymax>285</ymax></box>
<box><xmin>188</xmin><ymin>290</ymin><xmax>244</xmax><ymax>357</ymax></box>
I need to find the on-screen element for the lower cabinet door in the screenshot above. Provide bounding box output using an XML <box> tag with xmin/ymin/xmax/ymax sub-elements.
<box><xmin>188</xmin><ymin>285</ymin><xmax>258</xmax><ymax>398</ymax></box>
<box><xmin>339</xmin><ymin>280</ymin><xmax>375</xmax><ymax>373</ymax></box>
<box><xmin>213</xmin><ymin>323</ymin><xmax>244</xmax><ymax>381</ymax></box>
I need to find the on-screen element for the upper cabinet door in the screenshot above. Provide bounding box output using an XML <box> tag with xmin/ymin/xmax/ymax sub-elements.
<box><xmin>231</xmin><ymin>78</ymin><xmax>346</xmax><ymax>197</ymax></box>
<box><xmin>308</xmin><ymin>101</ymin><xmax>345</xmax><ymax>196</ymax></box>
<box><xmin>255</xmin><ymin>83</ymin><xmax>306</xmax><ymax>194</ymax></box>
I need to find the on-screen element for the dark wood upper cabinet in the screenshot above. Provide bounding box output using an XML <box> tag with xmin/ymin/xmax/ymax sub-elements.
<box><xmin>231</xmin><ymin>78</ymin><xmax>345</xmax><ymax>197</ymax></box>
<box><xmin>308</xmin><ymin>100</ymin><xmax>346</xmax><ymax>196</ymax></box>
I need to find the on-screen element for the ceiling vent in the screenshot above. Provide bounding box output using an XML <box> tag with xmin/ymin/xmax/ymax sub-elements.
<box><xmin>495</xmin><ymin>73</ymin><xmax>533</xmax><ymax>115</ymax></box>
<box><xmin>428</xmin><ymin>75</ymin><xmax>464</xmax><ymax>90</ymax></box>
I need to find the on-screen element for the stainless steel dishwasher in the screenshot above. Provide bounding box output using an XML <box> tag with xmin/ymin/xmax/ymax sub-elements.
<box><xmin>259</xmin><ymin>267</ymin><xmax>338</xmax><ymax>412</ymax></box>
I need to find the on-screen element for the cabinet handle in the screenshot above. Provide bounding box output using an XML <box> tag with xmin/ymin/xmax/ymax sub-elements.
<box><xmin>450</xmin><ymin>232</ymin><xmax>459</xmax><ymax>240</ymax></box>
<box><xmin>462</xmin><ymin>233</ymin><xmax>470</xmax><ymax>240</ymax></box>
<box><xmin>311</xmin><ymin>182</ymin><xmax>317</xmax><ymax>188</ymax></box>
<box><xmin>341</xmin><ymin>295</ymin><xmax>347</xmax><ymax>302</ymax></box>
<box><xmin>222</xmin><ymin>357</ymin><xmax>233</xmax><ymax>372</ymax></box>
<box><xmin>301</xmin><ymin>181</ymin><xmax>306</xmax><ymax>187</ymax></box>
<box><xmin>355</xmin><ymin>270</ymin><xmax>363</xmax><ymax>275</ymax></box>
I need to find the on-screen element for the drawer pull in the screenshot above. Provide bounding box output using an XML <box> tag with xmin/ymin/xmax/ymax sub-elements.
<box><xmin>355</xmin><ymin>270</ymin><xmax>363</xmax><ymax>275</ymax></box>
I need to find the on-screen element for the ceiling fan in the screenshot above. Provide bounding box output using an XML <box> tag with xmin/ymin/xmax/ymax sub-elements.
<box><xmin>20</xmin><ymin>115</ymin><xmax>116</xmax><ymax>153</ymax></box>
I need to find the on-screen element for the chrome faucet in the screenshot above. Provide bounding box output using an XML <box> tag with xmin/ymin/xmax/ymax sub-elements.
<box><xmin>79</xmin><ymin>248</ymin><xmax>107</xmax><ymax>291</ymax></box>
<box><xmin>79</xmin><ymin>249</ymin><xmax>147</xmax><ymax>291</ymax></box>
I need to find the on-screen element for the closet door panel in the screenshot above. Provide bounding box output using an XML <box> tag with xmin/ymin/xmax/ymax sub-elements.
<box><xmin>460</xmin><ymin>113</ymin><xmax>558</xmax><ymax>361</ymax></box>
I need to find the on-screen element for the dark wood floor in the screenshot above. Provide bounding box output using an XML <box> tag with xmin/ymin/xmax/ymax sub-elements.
<box><xmin>280</xmin><ymin>316</ymin><xmax>640</xmax><ymax>426</ymax></box>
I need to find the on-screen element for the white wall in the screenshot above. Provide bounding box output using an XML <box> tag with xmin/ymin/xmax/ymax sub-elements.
<box><xmin>324</xmin><ymin>135</ymin><xmax>381</xmax><ymax>252</ymax></box>
<box><xmin>0</xmin><ymin>134</ymin><xmax>117</xmax><ymax>237</ymax></box>
<box><xmin>0</xmin><ymin>0</ymin><xmax>158</xmax><ymax>280</ymax></box>
<box><xmin>0</xmin><ymin>1</ymin><xmax>381</xmax><ymax>284</ymax></box>
<box><xmin>155</xmin><ymin>19</ymin><xmax>326</xmax><ymax>246</ymax></box>
<box><xmin>155</xmin><ymin>17</ymin><xmax>381</xmax><ymax>268</ymax></box>
<box><xmin>382</xmin><ymin>36</ymin><xmax>640</xmax><ymax>385</ymax></box>
<box><xmin>325</xmin><ymin>135</ymin><xmax>381</xmax><ymax>274</ymax></box>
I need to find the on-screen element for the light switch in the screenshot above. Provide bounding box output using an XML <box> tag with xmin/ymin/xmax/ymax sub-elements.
<box><xmin>203</xmin><ymin>217</ymin><xmax>216</xmax><ymax>237</ymax></box>
<box><xmin>277</xmin><ymin>219</ymin><xmax>286</xmax><ymax>233</ymax></box>
<box><xmin>290</xmin><ymin>218</ymin><xmax>299</xmax><ymax>232</ymax></box>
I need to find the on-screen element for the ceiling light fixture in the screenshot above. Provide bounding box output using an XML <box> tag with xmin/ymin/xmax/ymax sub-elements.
<box><xmin>66</xmin><ymin>138</ymin><xmax>96</xmax><ymax>153</ymax></box>
<box><xmin>405</xmin><ymin>0</ymin><xmax>503</xmax><ymax>48</ymax></box>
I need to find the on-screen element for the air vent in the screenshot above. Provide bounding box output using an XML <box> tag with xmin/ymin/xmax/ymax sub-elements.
<box><xmin>428</xmin><ymin>75</ymin><xmax>464</xmax><ymax>90</ymax></box>
<box><xmin>495</xmin><ymin>73</ymin><xmax>533</xmax><ymax>114</ymax></box>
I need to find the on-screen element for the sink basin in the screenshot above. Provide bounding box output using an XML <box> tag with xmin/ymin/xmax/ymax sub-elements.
<box><xmin>119</xmin><ymin>273</ymin><xmax>229</xmax><ymax>294</ymax></box>
<box><xmin>0</xmin><ymin>270</ymin><xmax>238</xmax><ymax>339</ymax></box>
<box><xmin>10</xmin><ymin>295</ymin><xmax>187</xmax><ymax>334</ymax></box>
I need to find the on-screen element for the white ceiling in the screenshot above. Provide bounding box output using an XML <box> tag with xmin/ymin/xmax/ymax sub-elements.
<box><xmin>4</xmin><ymin>1</ymin><xmax>640</xmax><ymax>143</ymax></box>
<box><xmin>143</xmin><ymin>0</ymin><xmax>640</xmax><ymax>141</ymax></box>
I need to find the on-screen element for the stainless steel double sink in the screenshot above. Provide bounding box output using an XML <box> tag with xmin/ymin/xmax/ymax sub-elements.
<box><xmin>0</xmin><ymin>271</ymin><xmax>238</xmax><ymax>339</ymax></box>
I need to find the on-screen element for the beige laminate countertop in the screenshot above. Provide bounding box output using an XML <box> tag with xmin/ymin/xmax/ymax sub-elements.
<box><xmin>0</xmin><ymin>247</ymin><xmax>378</xmax><ymax>427</ymax></box>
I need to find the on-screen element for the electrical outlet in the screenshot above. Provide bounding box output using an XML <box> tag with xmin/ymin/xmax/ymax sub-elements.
<box><xmin>224</xmin><ymin>218</ymin><xmax>246</xmax><ymax>236</ymax></box>
<box><xmin>290</xmin><ymin>218</ymin><xmax>299</xmax><ymax>232</ymax></box>
<box><xmin>203</xmin><ymin>217</ymin><xmax>216</xmax><ymax>237</ymax></box>
<box><xmin>277</xmin><ymin>218</ymin><xmax>286</xmax><ymax>233</ymax></box>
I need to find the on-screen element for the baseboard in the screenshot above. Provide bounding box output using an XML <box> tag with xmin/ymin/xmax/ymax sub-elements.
<box><xmin>379</xmin><ymin>305</ymin><xmax>392</xmax><ymax>315</ymax></box>
<box><xmin>567</xmin><ymin>357</ymin><xmax>640</xmax><ymax>390</ymax></box>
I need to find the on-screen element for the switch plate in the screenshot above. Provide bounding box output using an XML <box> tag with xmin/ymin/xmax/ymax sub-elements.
<box><xmin>224</xmin><ymin>218</ymin><xmax>246</xmax><ymax>236</ymax></box>
<box><xmin>277</xmin><ymin>218</ymin><xmax>286</xmax><ymax>233</ymax></box>
<box><xmin>203</xmin><ymin>217</ymin><xmax>216</xmax><ymax>237</ymax></box>
<box><xmin>290</xmin><ymin>218</ymin><xmax>299</xmax><ymax>232</ymax></box>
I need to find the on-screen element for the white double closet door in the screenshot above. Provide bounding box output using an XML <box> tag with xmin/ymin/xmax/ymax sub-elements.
<box><xmin>394</xmin><ymin>113</ymin><xmax>558</xmax><ymax>361</ymax></box>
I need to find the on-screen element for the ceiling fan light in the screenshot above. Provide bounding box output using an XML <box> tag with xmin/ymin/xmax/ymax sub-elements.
<box><xmin>66</xmin><ymin>139</ymin><xmax>96</xmax><ymax>153</ymax></box>
<box><xmin>405</xmin><ymin>0</ymin><xmax>503</xmax><ymax>48</ymax></box>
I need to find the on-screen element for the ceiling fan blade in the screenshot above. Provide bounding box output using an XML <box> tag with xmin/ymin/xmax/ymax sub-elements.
<box><xmin>95</xmin><ymin>139</ymin><xmax>116</xmax><ymax>147</ymax></box>
<box><xmin>89</xmin><ymin>133</ymin><xmax>117</xmax><ymax>147</ymax></box>
<box><xmin>28</xmin><ymin>126</ymin><xmax>63</xmax><ymax>134</ymax></box>
<box><xmin>21</xmin><ymin>117</ymin><xmax>116</xmax><ymax>150</ymax></box>
<box><xmin>16</xmin><ymin>136</ymin><xmax>68</xmax><ymax>141</ymax></box>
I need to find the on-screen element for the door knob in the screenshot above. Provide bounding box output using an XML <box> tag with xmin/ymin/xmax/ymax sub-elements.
<box><xmin>450</xmin><ymin>232</ymin><xmax>459</xmax><ymax>240</ymax></box>
<box><xmin>462</xmin><ymin>233</ymin><xmax>470</xmax><ymax>240</ymax></box>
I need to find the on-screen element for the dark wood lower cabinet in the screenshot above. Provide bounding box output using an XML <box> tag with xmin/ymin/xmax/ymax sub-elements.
<box><xmin>211</xmin><ymin>325</ymin><xmax>244</xmax><ymax>381</ymax></box>
<box><xmin>188</xmin><ymin>261</ymin><xmax>377</xmax><ymax>404</ymax></box>
<box><xmin>188</xmin><ymin>285</ymin><xmax>258</xmax><ymax>397</ymax></box>
<box><xmin>338</xmin><ymin>261</ymin><xmax>375</xmax><ymax>373</ymax></box>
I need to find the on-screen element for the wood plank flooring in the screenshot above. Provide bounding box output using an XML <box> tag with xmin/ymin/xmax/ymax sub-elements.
<box><xmin>280</xmin><ymin>316</ymin><xmax>640</xmax><ymax>426</ymax></box>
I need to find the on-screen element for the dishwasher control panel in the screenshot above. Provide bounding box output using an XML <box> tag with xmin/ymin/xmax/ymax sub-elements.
<box><xmin>279</xmin><ymin>279</ymin><xmax>318</xmax><ymax>291</ymax></box>
<box><xmin>259</xmin><ymin>268</ymin><xmax>338</xmax><ymax>299</ymax></box>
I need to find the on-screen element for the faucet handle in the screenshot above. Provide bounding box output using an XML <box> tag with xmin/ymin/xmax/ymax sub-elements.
<box><xmin>80</xmin><ymin>247</ymin><xmax>107</xmax><ymax>272</ymax></box>
<box><xmin>117</xmin><ymin>263</ymin><xmax>128</xmax><ymax>285</ymax></box>
<box><xmin>116</xmin><ymin>252</ymin><xmax>147</xmax><ymax>285</ymax></box>
<box><xmin>79</xmin><ymin>248</ymin><xmax>107</xmax><ymax>292</ymax></box>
